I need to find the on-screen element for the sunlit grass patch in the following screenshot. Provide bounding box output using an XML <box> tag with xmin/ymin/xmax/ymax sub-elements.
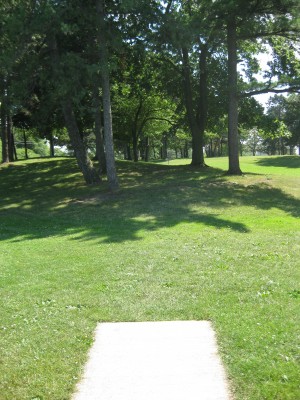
<box><xmin>0</xmin><ymin>156</ymin><xmax>299</xmax><ymax>399</ymax></box>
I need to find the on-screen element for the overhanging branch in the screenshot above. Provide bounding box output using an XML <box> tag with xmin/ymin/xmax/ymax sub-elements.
<box><xmin>239</xmin><ymin>29</ymin><xmax>300</xmax><ymax>41</ymax></box>
<box><xmin>138</xmin><ymin>116</ymin><xmax>175</xmax><ymax>137</ymax></box>
<box><xmin>240</xmin><ymin>85</ymin><xmax>300</xmax><ymax>98</ymax></box>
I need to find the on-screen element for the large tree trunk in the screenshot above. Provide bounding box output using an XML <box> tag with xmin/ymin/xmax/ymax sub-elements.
<box><xmin>49</xmin><ymin>132</ymin><xmax>55</xmax><ymax>157</ymax></box>
<box><xmin>227</xmin><ymin>16</ymin><xmax>242</xmax><ymax>175</ymax></box>
<box><xmin>141</xmin><ymin>136</ymin><xmax>150</xmax><ymax>162</ymax></box>
<box><xmin>182</xmin><ymin>47</ymin><xmax>205</xmax><ymax>167</ymax></box>
<box><xmin>184</xmin><ymin>140</ymin><xmax>189</xmax><ymax>158</ymax></box>
<box><xmin>92</xmin><ymin>82</ymin><xmax>106</xmax><ymax>173</ymax></box>
<box><xmin>161</xmin><ymin>134</ymin><xmax>168</xmax><ymax>159</ymax></box>
<box><xmin>1</xmin><ymin>78</ymin><xmax>11</xmax><ymax>163</ymax></box>
<box><xmin>11</xmin><ymin>130</ymin><xmax>17</xmax><ymax>161</ymax></box>
<box><xmin>24</xmin><ymin>131</ymin><xmax>29</xmax><ymax>159</ymax></box>
<box><xmin>124</xmin><ymin>143</ymin><xmax>132</xmax><ymax>160</ymax></box>
<box><xmin>132</xmin><ymin>130</ymin><xmax>139</xmax><ymax>162</ymax></box>
<box><xmin>62</xmin><ymin>99</ymin><xmax>101</xmax><ymax>184</ymax></box>
<box><xmin>131</xmin><ymin>98</ymin><xmax>143</xmax><ymax>163</ymax></box>
<box><xmin>101</xmin><ymin>68</ymin><xmax>119</xmax><ymax>190</ymax></box>
<box><xmin>144</xmin><ymin>136</ymin><xmax>150</xmax><ymax>162</ymax></box>
<box><xmin>7</xmin><ymin>112</ymin><xmax>15</xmax><ymax>162</ymax></box>
<box><xmin>48</xmin><ymin>34</ymin><xmax>100</xmax><ymax>185</ymax></box>
<box><xmin>1</xmin><ymin>100</ymin><xmax>9</xmax><ymax>163</ymax></box>
<box><xmin>97</xmin><ymin>0</ymin><xmax>119</xmax><ymax>191</ymax></box>
<box><xmin>197</xmin><ymin>44</ymin><xmax>209</xmax><ymax>163</ymax></box>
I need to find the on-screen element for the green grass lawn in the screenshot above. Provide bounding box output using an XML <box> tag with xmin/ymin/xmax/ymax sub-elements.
<box><xmin>0</xmin><ymin>155</ymin><xmax>299</xmax><ymax>400</ymax></box>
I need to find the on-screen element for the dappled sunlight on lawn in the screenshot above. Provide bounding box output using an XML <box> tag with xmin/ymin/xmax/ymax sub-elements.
<box><xmin>1</xmin><ymin>157</ymin><xmax>299</xmax><ymax>244</ymax></box>
<box><xmin>1</xmin><ymin>157</ymin><xmax>300</xmax><ymax>400</ymax></box>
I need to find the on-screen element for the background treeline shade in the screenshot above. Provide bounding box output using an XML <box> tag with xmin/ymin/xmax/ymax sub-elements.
<box><xmin>1</xmin><ymin>0</ymin><xmax>299</xmax><ymax>185</ymax></box>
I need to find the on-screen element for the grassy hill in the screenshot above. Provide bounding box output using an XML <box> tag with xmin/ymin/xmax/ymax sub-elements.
<box><xmin>0</xmin><ymin>156</ymin><xmax>299</xmax><ymax>399</ymax></box>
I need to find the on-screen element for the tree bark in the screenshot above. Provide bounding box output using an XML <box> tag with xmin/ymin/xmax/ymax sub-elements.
<box><xmin>227</xmin><ymin>16</ymin><xmax>242</xmax><ymax>175</ymax></box>
<box><xmin>97</xmin><ymin>0</ymin><xmax>119</xmax><ymax>191</ymax></box>
<box><xmin>62</xmin><ymin>99</ymin><xmax>101</xmax><ymax>184</ymax></box>
<box><xmin>132</xmin><ymin>130</ymin><xmax>139</xmax><ymax>162</ymax></box>
<box><xmin>1</xmin><ymin>97</ymin><xmax>9</xmax><ymax>163</ymax></box>
<box><xmin>161</xmin><ymin>134</ymin><xmax>168</xmax><ymax>159</ymax></box>
<box><xmin>11</xmin><ymin>130</ymin><xmax>17</xmax><ymax>161</ymax></box>
<box><xmin>48</xmin><ymin>34</ymin><xmax>100</xmax><ymax>184</ymax></box>
<box><xmin>131</xmin><ymin>98</ymin><xmax>143</xmax><ymax>162</ymax></box>
<box><xmin>124</xmin><ymin>143</ymin><xmax>132</xmax><ymax>160</ymax></box>
<box><xmin>182</xmin><ymin>47</ymin><xmax>205</xmax><ymax>167</ymax></box>
<box><xmin>24</xmin><ymin>131</ymin><xmax>29</xmax><ymax>159</ymax></box>
<box><xmin>1</xmin><ymin>77</ymin><xmax>11</xmax><ymax>163</ymax></box>
<box><xmin>7</xmin><ymin>111</ymin><xmax>15</xmax><ymax>161</ymax></box>
<box><xmin>49</xmin><ymin>132</ymin><xmax>55</xmax><ymax>157</ymax></box>
<box><xmin>184</xmin><ymin>140</ymin><xmax>189</xmax><ymax>158</ymax></box>
<box><xmin>144</xmin><ymin>136</ymin><xmax>150</xmax><ymax>161</ymax></box>
<box><xmin>197</xmin><ymin>43</ymin><xmax>209</xmax><ymax>163</ymax></box>
<box><xmin>92</xmin><ymin>82</ymin><xmax>106</xmax><ymax>173</ymax></box>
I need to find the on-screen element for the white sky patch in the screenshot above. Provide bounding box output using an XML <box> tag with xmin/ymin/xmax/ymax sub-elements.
<box><xmin>253</xmin><ymin>50</ymin><xmax>275</xmax><ymax>108</ymax></box>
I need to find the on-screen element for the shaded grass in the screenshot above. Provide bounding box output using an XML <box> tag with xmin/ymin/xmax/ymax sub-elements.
<box><xmin>0</xmin><ymin>156</ymin><xmax>299</xmax><ymax>400</ymax></box>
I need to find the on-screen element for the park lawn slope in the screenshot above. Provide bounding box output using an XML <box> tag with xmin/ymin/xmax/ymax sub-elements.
<box><xmin>0</xmin><ymin>156</ymin><xmax>299</xmax><ymax>400</ymax></box>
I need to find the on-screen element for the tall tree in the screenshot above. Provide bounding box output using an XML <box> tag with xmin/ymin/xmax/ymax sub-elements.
<box><xmin>205</xmin><ymin>0</ymin><xmax>300</xmax><ymax>173</ymax></box>
<box><xmin>0</xmin><ymin>0</ymin><xmax>30</xmax><ymax>163</ymax></box>
<box><xmin>47</xmin><ymin>26</ymin><xmax>101</xmax><ymax>184</ymax></box>
<box><xmin>96</xmin><ymin>0</ymin><xmax>119</xmax><ymax>191</ymax></box>
<box><xmin>227</xmin><ymin>14</ymin><xmax>241</xmax><ymax>173</ymax></box>
<box><xmin>0</xmin><ymin>78</ymin><xmax>10</xmax><ymax>163</ymax></box>
<box><xmin>156</xmin><ymin>1</ymin><xmax>212</xmax><ymax>167</ymax></box>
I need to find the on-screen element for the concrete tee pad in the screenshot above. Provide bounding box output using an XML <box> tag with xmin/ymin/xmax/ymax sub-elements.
<box><xmin>73</xmin><ymin>320</ymin><xmax>232</xmax><ymax>400</ymax></box>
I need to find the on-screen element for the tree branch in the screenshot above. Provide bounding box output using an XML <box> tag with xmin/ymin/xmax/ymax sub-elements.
<box><xmin>138</xmin><ymin>116</ymin><xmax>175</xmax><ymax>137</ymax></box>
<box><xmin>239</xmin><ymin>29</ymin><xmax>300</xmax><ymax>41</ymax></box>
<box><xmin>240</xmin><ymin>85</ymin><xmax>300</xmax><ymax>98</ymax></box>
<box><xmin>144</xmin><ymin>117</ymin><xmax>174</xmax><ymax>124</ymax></box>
<box><xmin>165</xmin><ymin>0</ymin><xmax>173</xmax><ymax>15</ymax></box>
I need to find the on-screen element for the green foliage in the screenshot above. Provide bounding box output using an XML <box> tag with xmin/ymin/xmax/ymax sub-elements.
<box><xmin>1</xmin><ymin>0</ymin><xmax>300</xmax><ymax>172</ymax></box>
<box><xmin>262</xmin><ymin>94</ymin><xmax>299</xmax><ymax>154</ymax></box>
<box><xmin>283</xmin><ymin>94</ymin><xmax>300</xmax><ymax>148</ymax></box>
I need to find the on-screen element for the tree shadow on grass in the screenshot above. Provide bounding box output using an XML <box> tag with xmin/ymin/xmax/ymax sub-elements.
<box><xmin>0</xmin><ymin>158</ymin><xmax>299</xmax><ymax>243</ymax></box>
<box><xmin>254</xmin><ymin>155</ymin><xmax>300</xmax><ymax>169</ymax></box>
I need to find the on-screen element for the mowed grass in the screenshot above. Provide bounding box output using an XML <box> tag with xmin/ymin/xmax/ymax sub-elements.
<box><xmin>0</xmin><ymin>155</ymin><xmax>299</xmax><ymax>400</ymax></box>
